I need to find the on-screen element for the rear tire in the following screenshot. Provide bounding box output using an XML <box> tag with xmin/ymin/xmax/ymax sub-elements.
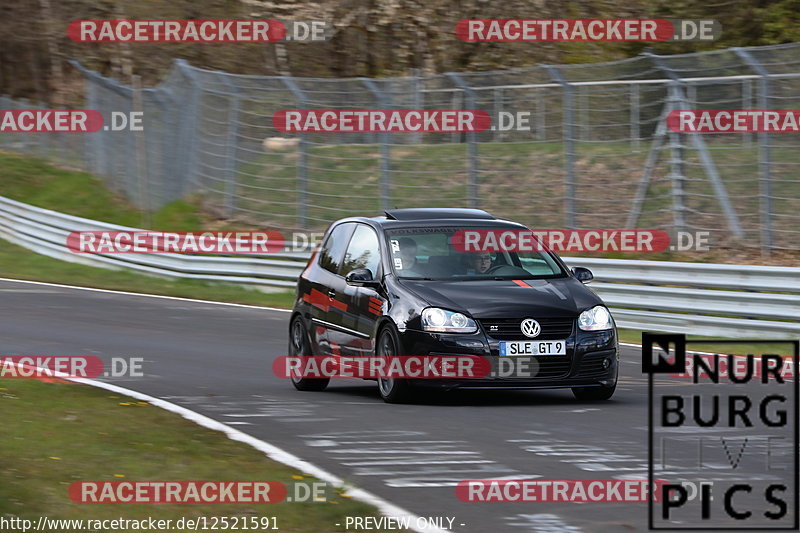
<box><xmin>288</xmin><ymin>316</ymin><xmax>329</xmax><ymax>392</ymax></box>
<box><xmin>376</xmin><ymin>326</ymin><xmax>412</xmax><ymax>403</ymax></box>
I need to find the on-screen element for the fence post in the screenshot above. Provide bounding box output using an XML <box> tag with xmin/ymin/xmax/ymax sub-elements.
<box><xmin>667</xmin><ymin>83</ymin><xmax>686</xmax><ymax>235</ymax></box>
<box><xmin>647</xmin><ymin>52</ymin><xmax>743</xmax><ymax>243</ymax></box>
<box><xmin>687</xmin><ymin>83</ymin><xmax>697</xmax><ymax>107</ymax></box>
<box><xmin>173</xmin><ymin>60</ymin><xmax>203</xmax><ymax>198</ymax></box>
<box><xmin>132</xmin><ymin>76</ymin><xmax>152</xmax><ymax>226</ymax></box>
<box><xmin>630</xmin><ymin>83</ymin><xmax>640</xmax><ymax>149</ymax></box>
<box><xmin>411</xmin><ymin>70</ymin><xmax>423</xmax><ymax>145</ymax></box>
<box><xmin>445</xmin><ymin>72</ymin><xmax>479</xmax><ymax>209</ymax></box>
<box><xmin>544</xmin><ymin>65</ymin><xmax>576</xmax><ymax>229</ymax></box>
<box><xmin>536</xmin><ymin>88</ymin><xmax>545</xmax><ymax>141</ymax></box>
<box><xmin>449</xmin><ymin>90</ymin><xmax>462</xmax><ymax>144</ymax></box>
<box><xmin>0</xmin><ymin>96</ymin><xmax>6</xmax><ymax>150</ymax></box>
<box><xmin>17</xmin><ymin>98</ymin><xmax>31</xmax><ymax>153</ymax></box>
<box><xmin>281</xmin><ymin>77</ymin><xmax>309</xmax><ymax>229</ymax></box>
<box><xmin>734</xmin><ymin>47</ymin><xmax>773</xmax><ymax>254</ymax></box>
<box><xmin>579</xmin><ymin>85</ymin><xmax>590</xmax><ymax>141</ymax></box>
<box><xmin>37</xmin><ymin>100</ymin><xmax>49</xmax><ymax>160</ymax></box>
<box><xmin>742</xmin><ymin>78</ymin><xmax>753</xmax><ymax>147</ymax></box>
<box><xmin>493</xmin><ymin>87</ymin><xmax>502</xmax><ymax>142</ymax></box>
<box><xmin>361</xmin><ymin>78</ymin><xmax>391</xmax><ymax>211</ymax></box>
<box><xmin>219</xmin><ymin>77</ymin><xmax>241</xmax><ymax>219</ymax></box>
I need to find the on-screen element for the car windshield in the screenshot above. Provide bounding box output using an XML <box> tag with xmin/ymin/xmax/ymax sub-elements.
<box><xmin>385</xmin><ymin>227</ymin><xmax>565</xmax><ymax>280</ymax></box>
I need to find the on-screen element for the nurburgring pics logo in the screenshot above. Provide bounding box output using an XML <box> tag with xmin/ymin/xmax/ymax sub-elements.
<box><xmin>668</xmin><ymin>110</ymin><xmax>800</xmax><ymax>133</ymax></box>
<box><xmin>272</xmin><ymin>110</ymin><xmax>492</xmax><ymax>133</ymax></box>
<box><xmin>644</xmin><ymin>333</ymin><xmax>799</xmax><ymax>529</ymax></box>
<box><xmin>455</xmin><ymin>19</ymin><xmax>720</xmax><ymax>42</ymax></box>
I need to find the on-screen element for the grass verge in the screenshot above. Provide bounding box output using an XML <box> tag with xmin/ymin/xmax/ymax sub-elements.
<box><xmin>0</xmin><ymin>238</ymin><xmax>295</xmax><ymax>308</ymax></box>
<box><xmin>0</xmin><ymin>378</ymin><xmax>397</xmax><ymax>532</ymax></box>
<box><xmin>0</xmin><ymin>150</ymin><xmax>207</xmax><ymax>230</ymax></box>
<box><xmin>617</xmin><ymin>328</ymin><xmax>796</xmax><ymax>358</ymax></box>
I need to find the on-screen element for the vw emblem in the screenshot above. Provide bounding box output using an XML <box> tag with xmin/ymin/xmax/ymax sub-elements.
<box><xmin>520</xmin><ymin>318</ymin><xmax>541</xmax><ymax>338</ymax></box>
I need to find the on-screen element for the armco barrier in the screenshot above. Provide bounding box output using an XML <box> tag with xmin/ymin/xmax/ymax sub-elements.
<box><xmin>0</xmin><ymin>195</ymin><xmax>797</xmax><ymax>339</ymax></box>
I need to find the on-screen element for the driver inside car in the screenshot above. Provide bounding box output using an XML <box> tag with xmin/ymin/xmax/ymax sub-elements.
<box><xmin>466</xmin><ymin>252</ymin><xmax>493</xmax><ymax>274</ymax></box>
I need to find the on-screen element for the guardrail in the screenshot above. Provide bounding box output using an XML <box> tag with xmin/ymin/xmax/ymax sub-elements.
<box><xmin>0</xmin><ymin>194</ymin><xmax>797</xmax><ymax>339</ymax></box>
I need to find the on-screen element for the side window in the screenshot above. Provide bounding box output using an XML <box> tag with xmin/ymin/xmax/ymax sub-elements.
<box><xmin>318</xmin><ymin>223</ymin><xmax>355</xmax><ymax>275</ymax></box>
<box><xmin>341</xmin><ymin>224</ymin><xmax>381</xmax><ymax>277</ymax></box>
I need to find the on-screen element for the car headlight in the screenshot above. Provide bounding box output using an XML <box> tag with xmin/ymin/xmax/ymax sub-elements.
<box><xmin>578</xmin><ymin>305</ymin><xmax>613</xmax><ymax>331</ymax></box>
<box><xmin>421</xmin><ymin>307</ymin><xmax>477</xmax><ymax>333</ymax></box>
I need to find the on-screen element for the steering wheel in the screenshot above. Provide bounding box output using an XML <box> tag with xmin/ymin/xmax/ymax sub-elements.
<box><xmin>483</xmin><ymin>264</ymin><xmax>506</xmax><ymax>275</ymax></box>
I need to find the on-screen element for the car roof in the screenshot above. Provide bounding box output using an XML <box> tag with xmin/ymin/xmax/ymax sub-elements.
<box><xmin>330</xmin><ymin>209</ymin><xmax>527</xmax><ymax>231</ymax></box>
<box><xmin>384</xmin><ymin>208</ymin><xmax>495</xmax><ymax>221</ymax></box>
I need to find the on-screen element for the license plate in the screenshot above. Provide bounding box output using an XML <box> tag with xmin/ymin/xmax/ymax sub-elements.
<box><xmin>499</xmin><ymin>340</ymin><xmax>566</xmax><ymax>356</ymax></box>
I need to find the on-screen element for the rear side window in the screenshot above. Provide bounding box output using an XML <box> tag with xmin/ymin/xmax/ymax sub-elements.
<box><xmin>318</xmin><ymin>223</ymin><xmax>355</xmax><ymax>275</ymax></box>
<box><xmin>342</xmin><ymin>224</ymin><xmax>381</xmax><ymax>277</ymax></box>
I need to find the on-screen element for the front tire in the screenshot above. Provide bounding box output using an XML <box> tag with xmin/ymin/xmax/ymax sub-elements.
<box><xmin>288</xmin><ymin>316</ymin><xmax>329</xmax><ymax>392</ymax></box>
<box><xmin>376</xmin><ymin>326</ymin><xmax>412</xmax><ymax>403</ymax></box>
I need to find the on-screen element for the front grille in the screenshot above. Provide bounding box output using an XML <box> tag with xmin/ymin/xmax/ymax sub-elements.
<box><xmin>430</xmin><ymin>353</ymin><xmax>572</xmax><ymax>380</ymax></box>
<box><xmin>527</xmin><ymin>356</ymin><xmax>571</xmax><ymax>378</ymax></box>
<box><xmin>479</xmin><ymin>317</ymin><xmax>574</xmax><ymax>340</ymax></box>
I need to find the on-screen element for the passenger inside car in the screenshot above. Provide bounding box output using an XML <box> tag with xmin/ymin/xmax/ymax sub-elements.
<box><xmin>396</xmin><ymin>237</ymin><xmax>425</xmax><ymax>277</ymax></box>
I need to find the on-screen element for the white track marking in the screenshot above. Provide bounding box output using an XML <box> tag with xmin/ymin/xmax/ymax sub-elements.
<box><xmin>9</xmin><ymin>362</ymin><xmax>446</xmax><ymax>533</ymax></box>
<box><xmin>0</xmin><ymin>277</ymin><xmax>292</xmax><ymax>312</ymax></box>
<box><xmin>303</xmin><ymin>431</ymin><xmax>535</xmax><ymax>489</ymax></box>
<box><xmin>506</xmin><ymin>514</ymin><xmax>583</xmax><ymax>532</ymax></box>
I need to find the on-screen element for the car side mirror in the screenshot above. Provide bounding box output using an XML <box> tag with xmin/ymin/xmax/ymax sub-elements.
<box><xmin>345</xmin><ymin>268</ymin><xmax>380</xmax><ymax>288</ymax></box>
<box><xmin>571</xmin><ymin>266</ymin><xmax>594</xmax><ymax>283</ymax></box>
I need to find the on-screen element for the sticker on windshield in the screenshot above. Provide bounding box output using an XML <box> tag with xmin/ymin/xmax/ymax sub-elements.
<box><xmin>394</xmin><ymin>257</ymin><xmax>403</xmax><ymax>269</ymax></box>
<box><xmin>390</xmin><ymin>239</ymin><xmax>400</xmax><ymax>253</ymax></box>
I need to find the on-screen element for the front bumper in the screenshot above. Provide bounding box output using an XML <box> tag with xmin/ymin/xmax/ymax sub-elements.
<box><xmin>397</xmin><ymin>326</ymin><xmax>618</xmax><ymax>390</ymax></box>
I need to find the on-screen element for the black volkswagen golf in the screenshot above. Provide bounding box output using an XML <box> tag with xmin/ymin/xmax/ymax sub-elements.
<box><xmin>288</xmin><ymin>208</ymin><xmax>619</xmax><ymax>403</ymax></box>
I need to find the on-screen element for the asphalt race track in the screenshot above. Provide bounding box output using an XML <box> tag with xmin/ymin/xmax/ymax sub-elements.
<box><xmin>2</xmin><ymin>279</ymin><xmax>795</xmax><ymax>533</ymax></box>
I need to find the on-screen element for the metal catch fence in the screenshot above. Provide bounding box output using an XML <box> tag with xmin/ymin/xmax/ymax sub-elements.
<box><xmin>1</xmin><ymin>43</ymin><xmax>799</xmax><ymax>253</ymax></box>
